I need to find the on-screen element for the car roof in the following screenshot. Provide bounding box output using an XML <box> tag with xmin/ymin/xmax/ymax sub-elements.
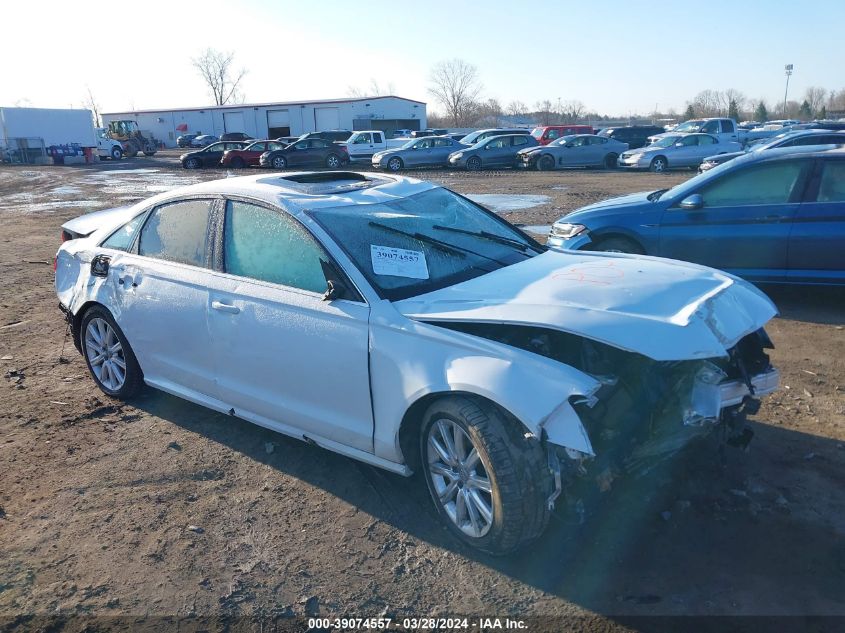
<box><xmin>128</xmin><ymin>172</ymin><xmax>439</xmax><ymax>217</ymax></box>
<box><xmin>738</xmin><ymin>145</ymin><xmax>845</xmax><ymax>165</ymax></box>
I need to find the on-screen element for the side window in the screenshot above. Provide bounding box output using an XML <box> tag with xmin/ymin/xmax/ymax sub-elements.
<box><xmin>698</xmin><ymin>162</ymin><xmax>806</xmax><ymax>207</ymax></box>
<box><xmin>702</xmin><ymin>121</ymin><xmax>720</xmax><ymax>134</ymax></box>
<box><xmin>354</xmin><ymin>133</ymin><xmax>372</xmax><ymax>144</ymax></box>
<box><xmin>138</xmin><ymin>199</ymin><xmax>213</xmax><ymax>267</ymax></box>
<box><xmin>816</xmin><ymin>161</ymin><xmax>845</xmax><ymax>202</ymax></box>
<box><xmin>720</xmin><ymin>120</ymin><xmax>735</xmax><ymax>133</ymax></box>
<box><xmin>512</xmin><ymin>136</ymin><xmax>528</xmax><ymax>147</ymax></box>
<box><xmin>681</xmin><ymin>136</ymin><xmax>698</xmax><ymax>146</ymax></box>
<box><xmin>223</xmin><ymin>200</ymin><xmax>327</xmax><ymax>293</ymax></box>
<box><xmin>546</xmin><ymin>129</ymin><xmax>560</xmax><ymax>140</ymax></box>
<box><xmin>101</xmin><ymin>212</ymin><xmax>147</xmax><ymax>251</ymax></box>
<box><xmin>293</xmin><ymin>141</ymin><xmax>308</xmax><ymax>150</ymax></box>
<box><xmin>267</xmin><ymin>142</ymin><xmax>283</xmax><ymax>151</ymax></box>
<box><xmin>486</xmin><ymin>138</ymin><xmax>507</xmax><ymax>149</ymax></box>
<box><xmin>699</xmin><ymin>135</ymin><xmax>717</xmax><ymax>145</ymax></box>
<box><xmin>589</xmin><ymin>137</ymin><xmax>607</xmax><ymax>145</ymax></box>
<box><xmin>433</xmin><ymin>138</ymin><xmax>452</xmax><ymax>147</ymax></box>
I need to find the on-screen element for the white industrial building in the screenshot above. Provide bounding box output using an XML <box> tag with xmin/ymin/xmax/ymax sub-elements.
<box><xmin>102</xmin><ymin>96</ymin><xmax>427</xmax><ymax>148</ymax></box>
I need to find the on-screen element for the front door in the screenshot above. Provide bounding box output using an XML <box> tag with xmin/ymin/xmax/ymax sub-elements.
<box><xmin>206</xmin><ymin>199</ymin><xmax>374</xmax><ymax>451</ymax></box>
<box><xmin>659</xmin><ymin>159</ymin><xmax>810</xmax><ymax>280</ymax></box>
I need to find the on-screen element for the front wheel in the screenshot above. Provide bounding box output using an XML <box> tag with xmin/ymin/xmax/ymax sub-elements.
<box><xmin>80</xmin><ymin>306</ymin><xmax>143</xmax><ymax>399</ymax></box>
<box><xmin>387</xmin><ymin>157</ymin><xmax>403</xmax><ymax>172</ymax></box>
<box><xmin>536</xmin><ymin>154</ymin><xmax>555</xmax><ymax>171</ymax></box>
<box><xmin>593</xmin><ymin>237</ymin><xmax>644</xmax><ymax>254</ymax></box>
<box><xmin>420</xmin><ymin>397</ymin><xmax>553</xmax><ymax>555</ymax></box>
<box><xmin>110</xmin><ymin>147</ymin><xmax>123</xmax><ymax>160</ymax></box>
<box><xmin>230</xmin><ymin>156</ymin><xmax>245</xmax><ymax>169</ymax></box>
<box><xmin>183</xmin><ymin>157</ymin><xmax>200</xmax><ymax>169</ymax></box>
<box><xmin>604</xmin><ymin>153</ymin><xmax>618</xmax><ymax>169</ymax></box>
<box><xmin>466</xmin><ymin>156</ymin><xmax>482</xmax><ymax>171</ymax></box>
<box><xmin>649</xmin><ymin>156</ymin><xmax>668</xmax><ymax>173</ymax></box>
<box><xmin>272</xmin><ymin>155</ymin><xmax>287</xmax><ymax>169</ymax></box>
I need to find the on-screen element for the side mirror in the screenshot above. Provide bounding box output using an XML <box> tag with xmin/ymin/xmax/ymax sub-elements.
<box><xmin>320</xmin><ymin>259</ymin><xmax>354</xmax><ymax>302</ymax></box>
<box><xmin>675</xmin><ymin>142</ymin><xmax>684</xmax><ymax>147</ymax></box>
<box><xmin>679</xmin><ymin>194</ymin><xmax>704</xmax><ymax>210</ymax></box>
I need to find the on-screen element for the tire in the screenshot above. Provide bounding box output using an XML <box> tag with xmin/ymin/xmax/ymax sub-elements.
<box><xmin>536</xmin><ymin>154</ymin><xmax>555</xmax><ymax>171</ymax></box>
<box><xmin>325</xmin><ymin>154</ymin><xmax>341</xmax><ymax>169</ymax></box>
<box><xmin>230</xmin><ymin>156</ymin><xmax>245</xmax><ymax>169</ymax></box>
<box><xmin>649</xmin><ymin>156</ymin><xmax>668</xmax><ymax>172</ymax></box>
<box><xmin>387</xmin><ymin>157</ymin><xmax>403</xmax><ymax>172</ymax></box>
<box><xmin>272</xmin><ymin>155</ymin><xmax>287</xmax><ymax>169</ymax></box>
<box><xmin>80</xmin><ymin>306</ymin><xmax>143</xmax><ymax>400</ymax></box>
<box><xmin>603</xmin><ymin>153</ymin><xmax>618</xmax><ymax>169</ymax></box>
<box><xmin>110</xmin><ymin>146</ymin><xmax>123</xmax><ymax>160</ymax></box>
<box><xmin>183</xmin><ymin>157</ymin><xmax>200</xmax><ymax>170</ymax></box>
<box><xmin>466</xmin><ymin>156</ymin><xmax>482</xmax><ymax>171</ymax></box>
<box><xmin>419</xmin><ymin>396</ymin><xmax>553</xmax><ymax>555</ymax></box>
<box><xmin>593</xmin><ymin>237</ymin><xmax>644</xmax><ymax>254</ymax></box>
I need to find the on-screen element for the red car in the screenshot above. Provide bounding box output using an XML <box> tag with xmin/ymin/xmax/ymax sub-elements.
<box><xmin>531</xmin><ymin>125</ymin><xmax>594</xmax><ymax>145</ymax></box>
<box><xmin>221</xmin><ymin>140</ymin><xmax>286</xmax><ymax>168</ymax></box>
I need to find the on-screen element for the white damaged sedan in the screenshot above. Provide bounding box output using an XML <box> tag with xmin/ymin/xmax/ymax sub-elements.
<box><xmin>55</xmin><ymin>171</ymin><xmax>779</xmax><ymax>554</ymax></box>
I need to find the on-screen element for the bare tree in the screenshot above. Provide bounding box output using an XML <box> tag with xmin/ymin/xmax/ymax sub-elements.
<box><xmin>347</xmin><ymin>78</ymin><xmax>396</xmax><ymax>98</ymax></box>
<box><xmin>691</xmin><ymin>89</ymin><xmax>723</xmax><ymax>117</ymax></box>
<box><xmin>804</xmin><ymin>86</ymin><xmax>827</xmax><ymax>116</ymax></box>
<box><xmin>428</xmin><ymin>58</ymin><xmax>483</xmax><ymax>126</ymax></box>
<box><xmin>480</xmin><ymin>98</ymin><xmax>503</xmax><ymax>126</ymax></box>
<box><xmin>535</xmin><ymin>99</ymin><xmax>554</xmax><ymax>125</ymax></box>
<box><xmin>722</xmin><ymin>88</ymin><xmax>747</xmax><ymax>115</ymax></box>
<box><xmin>192</xmin><ymin>48</ymin><xmax>247</xmax><ymax>106</ymax></box>
<box><xmin>506</xmin><ymin>100</ymin><xmax>527</xmax><ymax>117</ymax></box>
<box><xmin>82</xmin><ymin>86</ymin><xmax>101</xmax><ymax>127</ymax></box>
<box><xmin>560</xmin><ymin>100</ymin><xmax>585</xmax><ymax>122</ymax></box>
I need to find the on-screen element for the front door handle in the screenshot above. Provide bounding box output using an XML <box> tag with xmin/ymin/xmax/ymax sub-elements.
<box><xmin>211</xmin><ymin>300</ymin><xmax>240</xmax><ymax>314</ymax></box>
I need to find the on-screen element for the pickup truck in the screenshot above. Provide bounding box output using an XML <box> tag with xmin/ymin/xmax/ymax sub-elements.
<box><xmin>648</xmin><ymin>118</ymin><xmax>785</xmax><ymax>148</ymax></box>
<box><xmin>342</xmin><ymin>130</ymin><xmax>409</xmax><ymax>163</ymax></box>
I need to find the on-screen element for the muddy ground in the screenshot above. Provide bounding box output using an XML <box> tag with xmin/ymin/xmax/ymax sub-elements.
<box><xmin>0</xmin><ymin>153</ymin><xmax>843</xmax><ymax>632</ymax></box>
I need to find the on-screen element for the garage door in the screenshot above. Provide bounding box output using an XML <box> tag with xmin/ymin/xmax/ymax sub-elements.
<box><xmin>223</xmin><ymin>111</ymin><xmax>246</xmax><ymax>133</ymax></box>
<box><xmin>314</xmin><ymin>107</ymin><xmax>340</xmax><ymax>131</ymax></box>
<box><xmin>267</xmin><ymin>110</ymin><xmax>291</xmax><ymax>138</ymax></box>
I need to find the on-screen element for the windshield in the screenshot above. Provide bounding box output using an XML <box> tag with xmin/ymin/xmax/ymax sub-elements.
<box><xmin>674</xmin><ymin>120</ymin><xmax>704</xmax><ymax>133</ymax></box>
<box><xmin>308</xmin><ymin>188</ymin><xmax>543</xmax><ymax>301</ymax></box>
<box><xmin>650</xmin><ymin>135</ymin><xmax>683</xmax><ymax>148</ymax></box>
<box><xmin>552</xmin><ymin>135</ymin><xmax>577</xmax><ymax>146</ymax></box>
<box><xmin>530</xmin><ymin>128</ymin><xmax>544</xmax><ymax>138</ymax></box>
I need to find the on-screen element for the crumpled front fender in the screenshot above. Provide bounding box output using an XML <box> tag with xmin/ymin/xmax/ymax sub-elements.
<box><xmin>368</xmin><ymin>301</ymin><xmax>601</xmax><ymax>465</ymax></box>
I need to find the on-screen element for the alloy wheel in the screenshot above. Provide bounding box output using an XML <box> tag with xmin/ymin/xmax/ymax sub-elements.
<box><xmin>426</xmin><ymin>419</ymin><xmax>493</xmax><ymax>538</ymax></box>
<box><xmin>84</xmin><ymin>317</ymin><xmax>126</xmax><ymax>392</ymax></box>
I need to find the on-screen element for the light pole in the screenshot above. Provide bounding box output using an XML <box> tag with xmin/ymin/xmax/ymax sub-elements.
<box><xmin>783</xmin><ymin>64</ymin><xmax>794</xmax><ymax>117</ymax></box>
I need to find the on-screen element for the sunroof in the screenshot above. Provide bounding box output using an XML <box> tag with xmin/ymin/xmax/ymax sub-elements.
<box><xmin>260</xmin><ymin>171</ymin><xmax>390</xmax><ymax>195</ymax></box>
<box><xmin>280</xmin><ymin>172</ymin><xmax>371</xmax><ymax>184</ymax></box>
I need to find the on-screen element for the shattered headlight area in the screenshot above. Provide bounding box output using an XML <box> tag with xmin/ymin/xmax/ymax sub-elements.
<box><xmin>433</xmin><ymin>322</ymin><xmax>776</xmax><ymax>494</ymax></box>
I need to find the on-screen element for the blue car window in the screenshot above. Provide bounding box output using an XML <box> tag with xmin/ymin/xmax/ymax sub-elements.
<box><xmin>699</xmin><ymin>161</ymin><xmax>805</xmax><ymax>207</ymax></box>
<box><xmin>223</xmin><ymin>200</ymin><xmax>327</xmax><ymax>293</ymax></box>
<box><xmin>101</xmin><ymin>212</ymin><xmax>146</xmax><ymax>252</ymax></box>
<box><xmin>817</xmin><ymin>161</ymin><xmax>845</xmax><ymax>202</ymax></box>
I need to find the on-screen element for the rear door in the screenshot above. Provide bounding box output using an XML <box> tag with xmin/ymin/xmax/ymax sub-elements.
<box><xmin>205</xmin><ymin>199</ymin><xmax>374</xmax><ymax>451</ymax></box>
<box><xmin>106</xmin><ymin>198</ymin><xmax>218</xmax><ymax>396</ymax></box>
<box><xmin>787</xmin><ymin>158</ymin><xmax>845</xmax><ymax>283</ymax></box>
<box><xmin>559</xmin><ymin>136</ymin><xmax>591</xmax><ymax>166</ymax></box>
<box><xmin>658</xmin><ymin>159</ymin><xmax>810</xmax><ymax>281</ymax></box>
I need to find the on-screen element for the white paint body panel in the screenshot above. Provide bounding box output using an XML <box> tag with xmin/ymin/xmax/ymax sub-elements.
<box><xmin>55</xmin><ymin>173</ymin><xmax>778</xmax><ymax>475</ymax></box>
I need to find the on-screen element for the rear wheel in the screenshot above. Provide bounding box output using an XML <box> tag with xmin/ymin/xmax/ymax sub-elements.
<box><xmin>419</xmin><ymin>396</ymin><xmax>553</xmax><ymax>555</ymax></box>
<box><xmin>593</xmin><ymin>236</ymin><xmax>644</xmax><ymax>254</ymax></box>
<box><xmin>230</xmin><ymin>156</ymin><xmax>245</xmax><ymax>169</ymax></box>
<box><xmin>466</xmin><ymin>156</ymin><xmax>482</xmax><ymax>171</ymax></box>
<box><xmin>537</xmin><ymin>154</ymin><xmax>555</xmax><ymax>171</ymax></box>
<box><xmin>80</xmin><ymin>306</ymin><xmax>143</xmax><ymax>399</ymax></box>
<box><xmin>649</xmin><ymin>156</ymin><xmax>668</xmax><ymax>172</ymax></box>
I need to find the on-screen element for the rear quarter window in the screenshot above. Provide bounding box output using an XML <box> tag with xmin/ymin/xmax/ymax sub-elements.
<box><xmin>138</xmin><ymin>199</ymin><xmax>213</xmax><ymax>267</ymax></box>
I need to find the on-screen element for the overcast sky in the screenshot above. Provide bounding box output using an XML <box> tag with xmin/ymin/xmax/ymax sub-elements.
<box><xmin>3</xmin><ymin>0</ymin><xmax>844</xmax><ymax>116</ymax></box>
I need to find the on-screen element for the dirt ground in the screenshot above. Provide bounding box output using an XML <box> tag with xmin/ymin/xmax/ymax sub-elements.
<box><xmin>1</xmin><ymin>153</ymin><xmax>844</xmax><ymax>632</ymax></box>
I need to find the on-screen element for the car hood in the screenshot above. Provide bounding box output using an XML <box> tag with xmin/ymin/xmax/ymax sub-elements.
<box><xmin>61</xmin><ymin>205</ymin><xmax>136</xmax><ymax>237</ymax></box>
<box><xmin>704</xmin><ymin>151</ymin><xmax>744</xmax><ymax>163</ymax></box>
<box><xmin>565</xmin><ymin>190</ymin><xmax>655</xmax><ymax>217</ymax></box>
<box><xmin>395</xmin><ymin>250</ymin><xmax>776</xmax><ymax>361</ymax></box>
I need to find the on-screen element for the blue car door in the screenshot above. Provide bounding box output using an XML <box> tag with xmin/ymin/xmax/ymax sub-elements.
<box><xmin>658</xmin><ymin>158</ymin><xmax>811</xmax><ymax>281</ymax></box>
<box><xmin>787</xmin><ymin>157</ymin><xmax>845</xmax><ymax>284</ymax></box>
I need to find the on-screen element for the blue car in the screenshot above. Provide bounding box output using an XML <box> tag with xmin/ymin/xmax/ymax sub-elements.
<box><xmin>547</xmin><ymin>147</ymin><xmax>845</xmax><ymax>285</ymax></box>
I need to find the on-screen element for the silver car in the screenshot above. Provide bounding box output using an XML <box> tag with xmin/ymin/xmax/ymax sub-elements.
<box><xmin>619</xmin><ymin>133</ymin><xmax>743</xmax><ymax>172</ymax></box>
<box><xmin>372</xmin><ymin>136</ymin><xmax>463</xmax><ymax>171</ymax></box>
<box><xmin>517</xmin><ymin>134</ymin><xmax>629</xmax><ymax>170</ymax></box>
<box><xmin>448</xmin><ymin>134</ymin><xmax>539</xmax><ymax>170</ymax></box>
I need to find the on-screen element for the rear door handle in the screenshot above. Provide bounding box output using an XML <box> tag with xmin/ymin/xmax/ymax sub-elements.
<box><xmin>211</xmin><ymin>300</ymin><xmax>240</xmax><ymax>314</ymax></box>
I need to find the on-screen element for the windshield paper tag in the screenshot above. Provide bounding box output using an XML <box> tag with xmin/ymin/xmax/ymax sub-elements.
<box><xmin>370</xmin><ymin>245</ymin><xmax>429</xmax><ymax>279</ymax></box>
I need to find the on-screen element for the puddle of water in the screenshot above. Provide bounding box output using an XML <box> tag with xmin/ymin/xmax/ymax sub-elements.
<box><xmin>51</xmin><ymin>186</ymin><xmax>83</xmax><ymax>196</ymax></box>
<box><xmin>551</xmin><ymin>185</ymin><xmax>570</xmax><ymax>191</ymax></box>
<box><xmin>0</xmin><ymin>200</ymin><xmax>104</xmax><ymax>213</ymax></box>
<box><xmin>104</xmin><ymin>168</ymin><xmax>161</xmax><ymax>174</ymax></box>
<box><xmin>466</xmin><ymin>194</ymin><xmax>551</xmax><ymax>212</ymax></box>
<box><xmin>518</xmin><ymin>224</ymin><xmax>552</xmax><ymax>235</ymax></box>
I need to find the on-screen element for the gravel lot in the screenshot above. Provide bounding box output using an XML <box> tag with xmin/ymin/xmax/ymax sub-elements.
<box><xmin>1</xmin><ymin>153</ymin><xmax>844</xmax><ymax>631</ymax></box>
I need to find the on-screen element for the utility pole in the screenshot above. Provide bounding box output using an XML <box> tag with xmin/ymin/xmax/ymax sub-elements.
<box><xmin>783</xmin><ymin>64</ymin><xmax>794</xmax><ymax>117</ymax></box>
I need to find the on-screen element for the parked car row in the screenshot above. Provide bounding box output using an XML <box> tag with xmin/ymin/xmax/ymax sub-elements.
<box><xmin>177</xmin><ymin>132</ymin><xmax>254</xmax><ymax>148</ymax></box>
